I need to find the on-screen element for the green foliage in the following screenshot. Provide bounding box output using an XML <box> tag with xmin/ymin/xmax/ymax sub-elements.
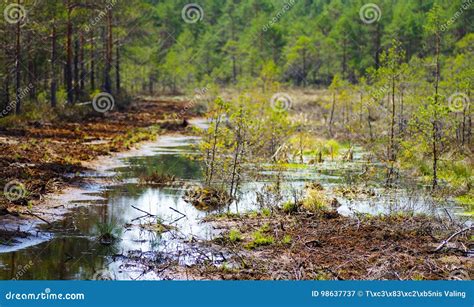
<box><xmin>228</xmin><ymin>229</ymin><xmax>242</xmax><ymax>243</ymax></box>
<box><xmin>96</xmin><ymin>221</ymin><xmax>122</xmax><ymax>244</ymax></box>
<box><xmin>281</xmin><ymin>234</ymin><xmax>292</xmax><ymax>245</ymax></box>
<box><xmin>282</xmin><ymin>201</ymin><xmax>298</xmax><ymax>214</ymax></box>
<box><xmin>199</xmin><ymin>89</ymin><xmax>293</xmax><ymax>197</ymax></box>
<box><xmin>261</xmin><ymin>208</ymin><xmax>271</xmax><ymax>217</ymax></box>
<box><xmin>302</xmin><ymin>189</ymin><xmax>329</xmax><ymax>212</ymax></box>
<box><xmin>246</xmin><ymin>231</ymin><xmax>275</xmax><ymax>249</ymax></box>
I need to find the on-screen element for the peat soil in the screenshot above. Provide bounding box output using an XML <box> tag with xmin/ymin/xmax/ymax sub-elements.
<box><xmin>175</xmin><ymin>209</ymin><xmax>473</xmax><ymax>280</ymax></box>
<box><xmin>0</xmin><ymin>97</ymin><xmax>193</xmax><ymax>227</ymax></box>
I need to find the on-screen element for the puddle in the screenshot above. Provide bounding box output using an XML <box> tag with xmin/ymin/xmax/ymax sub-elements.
<box><xmin>0</xmin><ymin>123</ymin><xmax>469</xmax><ymax>280</ymax></box>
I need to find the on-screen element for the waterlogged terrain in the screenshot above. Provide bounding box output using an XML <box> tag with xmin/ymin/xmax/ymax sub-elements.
<box><xmin>0</xmin><ymin>129</ymin><xmax>469</xmax><ymax>280</ymax></box>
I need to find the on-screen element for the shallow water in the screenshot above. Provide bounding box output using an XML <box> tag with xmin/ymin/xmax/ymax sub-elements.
<box><xmin>0</xmin><ymin>131</ymin><xmax>468</xmax><ymax>280</ymax></box>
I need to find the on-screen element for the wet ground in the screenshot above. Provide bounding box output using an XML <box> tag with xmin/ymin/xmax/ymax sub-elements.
<box><xmin>0</xmin><ymin>124</ymin><xmax>470</xmax><ymax>280</ymax></box>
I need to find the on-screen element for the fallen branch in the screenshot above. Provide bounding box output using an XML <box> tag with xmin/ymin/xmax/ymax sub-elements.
<box><xmin>169</xmin><ymin>206</ymin><xmax>186</xmax><ymax>217</ymax></box>
<box><xmin>25</xmin><ymin>210</ymin><xmax>51</xmax><ymax>226</ymax></box>
<box><xmin>434</xmin><ymin>226</ymin><xmax>473</xmax><ymax>252</ymax></box>
<box><xmin>131</xmin><ymin>205</ymin><xmax>155</xmax><ymax>217</ymax></box>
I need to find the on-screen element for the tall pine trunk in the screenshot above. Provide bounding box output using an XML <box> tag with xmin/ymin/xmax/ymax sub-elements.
<box><xmin>15</xmin><ymin>18</ymin><xmax>21</xmax><ymax>115</ymax></box>
<box><xmin>65</xmin><ymin>3</ymin><xmax>74</xmax><ymax>104</ymax></box>
<box><xmin>50</xmin><ymin>21</ymin><xmax>57</xmax><ymax>108</ymax></box>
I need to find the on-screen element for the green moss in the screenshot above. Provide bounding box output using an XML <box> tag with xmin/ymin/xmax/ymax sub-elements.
<box><xmin>228</xmin><ymin>229</ymin><xmax>242</xmax><ymax>243</ymax></box>
<box><xmin>282</xmin><ymin>201</ymin><xmax>298</xmax><ymax>214</ymax></box>
<box><xmin>455</xmin><ymin>194</ymin><xmax>474</xmax><ymax>206</ymax></box>
<box><xmin>259</xmin><ymin>222</ymin><xmax>271</xmax><ymax>233</ymax></box>
<box><xmin>281</xmin><ymin>234</ymin><xmax>292</xmax><ymax>245</ymax></box>
<box><xmin>261</xmin><ymin>208</ymin><xmax>271</xmax><ymax>217</ymax></box>
<box><xmin>277</xmin><ymin>163</ymin><xmax>308</xmax><ymax>169</ymax></box>
<box><xmin>246</xmin><ymin>231</ymin><xmax>274</xmax><ymax>249</ymax></box>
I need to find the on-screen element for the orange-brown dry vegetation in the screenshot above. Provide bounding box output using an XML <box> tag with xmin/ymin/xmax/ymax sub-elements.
<box><xmin>0</xmin><ymin>97</ymin><xmax>192</xmax><ymax>211</ymax></box>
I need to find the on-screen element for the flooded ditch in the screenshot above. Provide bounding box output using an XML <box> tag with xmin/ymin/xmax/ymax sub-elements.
<box><xmin>0</xmin><ymin>123</ymin><xmax>469</xmax><ymax>280</ymax></box>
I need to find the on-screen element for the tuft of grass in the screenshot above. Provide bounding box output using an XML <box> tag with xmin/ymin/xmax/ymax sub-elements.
<box><xmin>139</xmin><ymin>171</ymin><xmax>175</xmax><ymax>185</ymax></box>
<box><xmin>282</xmin><ymin>201</ymin><xmax>298</xmax><ymax>214</ymax></box>
<box><xmin>246</xmin><ymin>231</ymin><xmax>274</xmax><ymax>249</ymax></box>
<box><xmin>302</xmin><ymin>188</ymin><xmax>329</xmax><ymax>212</ymax></box>
<box><xmin>245</xmin><ymin>223</ymin><xmax>274</xmax><ymax>249</ymax></box>
<box><xmin>96</xmin><ymin>221</ymin><xmax>122</xmax><ymax>245</ymax></box>
<box><xmin>228</xmin><ymin>229</ymin><xmax>242</xmax><ymax>243</ymax></box>
<box><xmin>281</xmin><ymin>234</ymin><xmax>292</xmax><ymax>245</ymax></box>
<box><xmin>261</xmin><ymin>208</ymin><xmax>271</xmax><ymax>217</ymax></box>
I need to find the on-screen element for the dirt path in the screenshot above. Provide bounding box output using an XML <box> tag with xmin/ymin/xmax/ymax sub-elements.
<box><xmin>0</xmin><ymin>96</ymin><xmax>194</xmax><ymax>220</ymax></box>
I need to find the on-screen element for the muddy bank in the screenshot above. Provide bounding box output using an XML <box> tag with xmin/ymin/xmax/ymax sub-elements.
<box><xmin>181</xmin><ymin>209</ymin><xmax>473</xmax><ymax>280</ymax></box>
<box><xmin>0</xmin><ymin>97</ymin><xmax>194</xmax><ymax>212</ymax></box>
<box><xmin>0</xmin><ymin>96</ymin><xmax>198</xmax><ymax>246</ymax></box>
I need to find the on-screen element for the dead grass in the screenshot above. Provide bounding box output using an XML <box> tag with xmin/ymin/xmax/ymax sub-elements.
<box><xmin>188</xmin><ymin>210</ymin><xmax>473</xmax><ymax>280</ymax></box>
<box><xmin>0</xmin><ymin>97</ymin><xmax>196</xmax><ymax>213</ymax></box>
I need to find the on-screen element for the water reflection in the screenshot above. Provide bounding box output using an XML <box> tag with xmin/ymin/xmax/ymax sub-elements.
<box><xmin>0</xmin><ymin>135</ymin><xmax>458</xmax><ymax>280</ymax></box>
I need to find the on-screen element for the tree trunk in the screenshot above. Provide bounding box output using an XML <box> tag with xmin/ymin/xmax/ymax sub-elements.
<box><xmin>328</xmin><ymin>92</ymin><xmax>336</xmax><ymax>136</ymax></box>
<box><xmin>50</xmin><ymin>21</ymin><xmax>57</xmax><ymax>108</ymax></box>
<box><xmin>65</xmin><ymin>3</ymin><xmax>74</xmax><ymax>104</ymax></box>
<box><xmin>15</xmin><ymin>18</ymin><xmax>21</xmax><ymax>115</ymax></box>
<box><xmin>432</xmin><ymin>29</ymin><xmax>441</xmax><ymax>190</ymax></box>
<box><xmin>115</xmin><ymin>41</ymin><xmax>120</xmax><ymax>95</ymax></box>
<box><xmin>103</xmin><ymin>10</ymin><xmax>113</xmax><ymax>93</ymax></box>
<box><xmin>79</xmin><ymin>32</ymin><xmax>85</xmax><ymax>92</ymax></box>
<box><xmin>74</xmin><ymin>37</ymin><xmax>79</xmax><ymax>100</ymax></box>
<box><xmin>90</xmin><ymin>29</ymin><xmax>95</xmax><ymax>91</ymax></box>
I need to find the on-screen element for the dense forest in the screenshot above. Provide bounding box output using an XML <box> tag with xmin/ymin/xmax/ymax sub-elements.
<box><xmin>0</xmin><ymin>0</ymin><xmax>472</xmax><ymax>281</ymax></box>
<box><xmin>1</xmin><ymin>0</ymin><xmax>473</xmax><ymax>99</ymax></box>
<box><xmin>1</xmin><ymin>0</ymin><xmax>472</xmax><ymax>187</ymax></box>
